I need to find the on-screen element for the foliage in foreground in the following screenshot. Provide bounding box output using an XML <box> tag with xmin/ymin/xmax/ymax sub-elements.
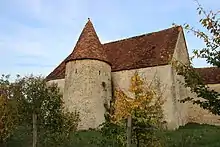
<box><xmin>100</xmin><ymin>72</ymin><xmax>165</xmax><ymax>147</ymax></box>
<box><xmin>0</xmin><ymin>75</ymin><xmax>21</xmax><ymax>145</ymax></box>
<box><xmin>7</xmin><ymin>123</ymin><xmax>220</xmax><ymax>147</ymax></box>
<box><xmin>0</xmin><ymin>74</ymin><xmax>80</xmax><ymax>146</ymax></box>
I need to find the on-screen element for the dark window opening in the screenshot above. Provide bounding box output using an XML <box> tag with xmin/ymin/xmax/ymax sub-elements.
<box><xmin>75</xmin><ymin>69</ymin><xmax>77</xmax><ymax>74</ymax></box>
<box><xmin>102</xmin><ymin>82</ymin><xmax>107</xmax><ymax>91</ymax></box>
<box><xmin>102</xmin><ymin>82</ymin><xmax>106</xmax><ymax>88</ymax></box>
<box><xmin>99</xmin><ymin>71</ymin><xmax>101</xmax><ymax>75</ymax></box>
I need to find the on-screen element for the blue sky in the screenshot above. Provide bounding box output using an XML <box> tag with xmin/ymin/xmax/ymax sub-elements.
<box><xmin>0</xmin><ymin>0</ymin><xmax>219</xmax><ymax>77</ymax></box>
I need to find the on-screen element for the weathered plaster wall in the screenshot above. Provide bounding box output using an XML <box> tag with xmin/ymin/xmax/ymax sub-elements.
<box><xmin>172</xmin><ymin>30</ymin><xmax>190</xmax><ymax>65</ymax></box>
<box><xmin>172</xmin><ymin>30</ymin><xmax>190</xmax><ymax>127</ymax></box>
<box><xmin>112</xmin><ymin>65</ymin><xmax>178</xmax><ymax>130</ymax></box>
<box><xmin>47</xmin><ymin>79</ymin><xmax>65</xmax><ymax>94</ymax></box>
<box><xmin>170</xmin><ymin>69</ymin><xmax>189</xmax><ymax>127</ymax></box>
<box><xmin>187</xmin><ymin>84</ymin><xmax>220</xmax><ymax>125</ymax></box>
<box><xmin>209</xmin><ymin>84</ymin><xmax>220</xmax><ymax>92</ymax></box>
<box><xmin>63</xmin><ymin>60</ymin><xmax>112</xmax><ymax>130</ymax></box>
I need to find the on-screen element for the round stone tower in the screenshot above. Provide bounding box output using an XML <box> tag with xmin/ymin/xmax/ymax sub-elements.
<box><xmin>63</xmin><ymin>19</ymin><xmax>112</xmax><ymax>130</ymax></box>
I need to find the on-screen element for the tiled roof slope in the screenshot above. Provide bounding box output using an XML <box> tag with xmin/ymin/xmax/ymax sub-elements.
<box><xmin>46</xmin><ymin>25</ymin><xmax>181</xmax><ymax>81</ymax></box>
<box><xmin>195</xmin><ymin>67</ymin><xmax>220</xmax><ymax>84</ymax></box>
<box><xmin>47</xmin><ymin>54</ymin><xmax>71</xmax><ymax>80</ymax></box>
<box><xmin>66</xmin><ymin>19</ymin><xmax>110</xmax><ymax>64</ymax></box>
<box><xmin>104</xmin><ymin>26</ymin><xmax>180</xmax><ymax>71</ymax></box>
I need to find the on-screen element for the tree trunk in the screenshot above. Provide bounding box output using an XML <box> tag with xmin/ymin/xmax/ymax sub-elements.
<box><xmin>127</xmin><ymin>116</ymin><xmax>132</xmax><ymax>147</ymax></box>
<box><xmin>33</xmin><ymin>112</ymin><xmax>37</xmax><ymax>147</ymax></box>
<box><xmin>137</xmin><ymin>134</ymin><xmax>139</xmax><ymax>147</ymax></box>
<box><xmin>0</xmin><ymin>141</ymin><xmax>6</xmax><ymax>147</ymax></box>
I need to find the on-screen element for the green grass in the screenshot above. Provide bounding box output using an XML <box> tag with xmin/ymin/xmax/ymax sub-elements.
<box><xmin>162</xmin><ymin>123</ymin><xmax>220</xmax><ymax>147</ymax></box>
<box><xmin>6</xmin><ymin>123</ymin><xmax>220</xmax><ymax>147</ymax></box>
<box><xmin>61</xmin><ymin>123</ymin><xmax>220</xmax><ymax>147</ymax></box>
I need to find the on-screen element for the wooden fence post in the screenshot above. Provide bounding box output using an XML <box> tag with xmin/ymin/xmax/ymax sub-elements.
<box><xmin>33</xmin><ymin>112</ymin><xmax>37</xmax><ymax>147</ymax></box>
<box><xmin>127</xmin><ymin>115</ymin><xmax>132</xmax><ymax>147</ymax></box>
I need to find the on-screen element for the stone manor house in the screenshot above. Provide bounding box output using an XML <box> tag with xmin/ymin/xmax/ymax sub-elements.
<box><xmin>46</xmin><ymin>19</ymin><xmax>220</xmax><ymax>130</ymax></box>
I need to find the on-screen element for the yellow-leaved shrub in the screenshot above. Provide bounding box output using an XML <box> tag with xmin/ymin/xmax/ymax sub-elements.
<box><xmin>112</xmin><ymin>72</ymin><xmax>165</xmax><ymax>125</ymax></box>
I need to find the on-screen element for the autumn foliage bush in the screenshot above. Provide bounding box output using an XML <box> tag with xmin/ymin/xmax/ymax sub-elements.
<box><xmin>101</xmin><ymin>71</ymin><xmax>166</xmax><ymax>147</ymax></box>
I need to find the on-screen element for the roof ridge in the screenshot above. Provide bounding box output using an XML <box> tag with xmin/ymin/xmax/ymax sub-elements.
<box><xmin>195</xmin><ymin>66</ymin><xmax>218</xmax><ymax>69</ymax></box>
<box><xmin>103</xmin><ymin>26</ymin><xmax>181</xmax><ymax>45</ymax></box>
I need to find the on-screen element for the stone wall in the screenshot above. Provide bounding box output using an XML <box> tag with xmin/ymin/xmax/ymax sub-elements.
<box><xmin>63</xmin><ymin>59</ymin><xmax>112</xmax><ymax>130</ymax></box>
<box><xmin>187</xmin><ymin>84</ymin><xmax>220</xmax><ymax>125</ymax></box>
<box><xmin>47</xmin><ymin>79</ymin><xmax>65</xmax><ymax>94</ymax></box>
<box><xmin>112</xmin><ymin>65</ymin><xmax>178</xmax><ymax>130</ymax></box>
<box><xmin>171</xmin><ymin>30</ymin><xmax>190</xmax><ymax>127</ymax></box>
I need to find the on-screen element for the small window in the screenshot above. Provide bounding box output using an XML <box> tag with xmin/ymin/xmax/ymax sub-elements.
<box><xmin>75</xmin><ymin>69</ymin><xmax>77</xmax><ymax>74</ymax></box>
<box><xmin>99</xmin><ymin>71</ymin><xmax>101</xmax><ymax>75</ymax></box>
<box><xmin>102</xmin><ymin>82</ymin><xmax>106</xmax><ymax>88</ymax></box>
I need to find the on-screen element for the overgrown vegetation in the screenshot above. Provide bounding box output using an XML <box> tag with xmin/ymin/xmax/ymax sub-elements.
<box><xmin>0</xmin><ymin>75</ymin><xmax>80</xmax><ymax>147</ymax></box>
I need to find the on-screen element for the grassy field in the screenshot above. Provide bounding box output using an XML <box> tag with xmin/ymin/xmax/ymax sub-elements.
<box><xmin>162</xmin><ymin>123</ymin><xmax>220</xmax><ymax>147</ymax></box>
<box><xmin>67</xmin><ymin>123</ymin><xmax>220</xmax><ymax>147</ymax></box>
<box><xmin>6</xmin><ymin>123</ymin><xmax>220</xmax><ymax>147</ymax></box>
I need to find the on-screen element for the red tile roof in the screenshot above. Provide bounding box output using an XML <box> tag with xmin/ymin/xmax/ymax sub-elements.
<box><xmin>104</xmin><ymin>26</ymin><xmax>180</xmax><ymax>71</ymax></box>
<box><xmin>195</xmin><ymin>67</ymin><xmax>220</xmax><ymax>84</ymax></box>
<box><xmin>66</xmin><ymin>19</ymin><xmax>110</xmax><ymax>64</ymax></box>
<box><xmin>46</xmin><ymin>23</ymin><xmax>181</xmax><ymax>81</ymax></box>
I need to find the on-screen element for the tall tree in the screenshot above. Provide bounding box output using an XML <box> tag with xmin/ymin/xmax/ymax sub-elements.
<box><xmin>185</xmin><ymin>1</ymin><xmax>220</xmax><ymax>67</ymax></box>
<box><xmin>172</xmin><ymin>1</ymin><xmax>220</xmax><ymax>115</ymax></box>
<box><xmin>0</xmin><ymin>75</ymin><xmax>20</xmax><ymax>147</ymax></box>
<box><xmin>18</xmin><ymin>75</ymin><xmax>80</xmax><ymax>147</ymax></box>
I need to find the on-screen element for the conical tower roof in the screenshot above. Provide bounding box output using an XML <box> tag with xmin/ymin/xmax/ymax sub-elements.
<box><xmin>66</xmin><ymin>19</ymin><xmax>110</xmax><ymax>64</ymax></box>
